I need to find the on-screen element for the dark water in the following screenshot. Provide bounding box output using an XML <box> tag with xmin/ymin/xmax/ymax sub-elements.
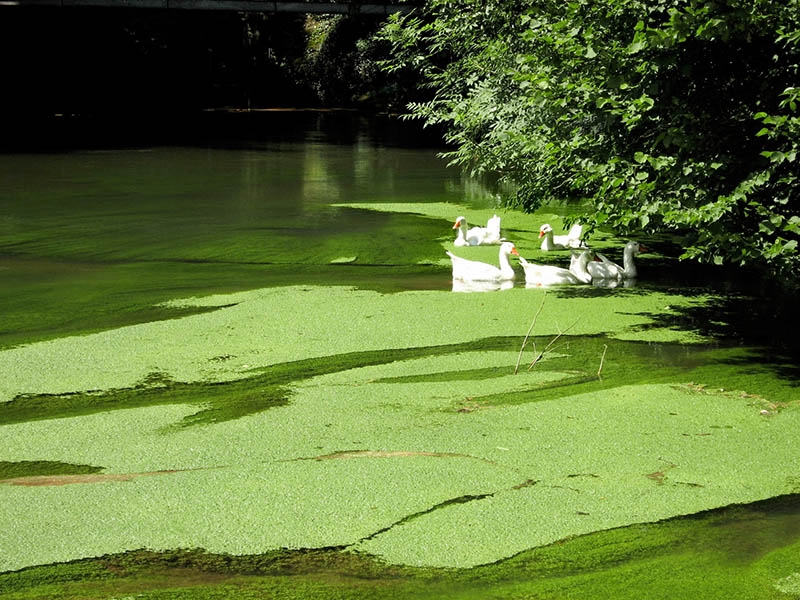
<box><xmin>0</xmin><ymin>111</ymin><xmax>481</xmax><ymax>347</ymax></box>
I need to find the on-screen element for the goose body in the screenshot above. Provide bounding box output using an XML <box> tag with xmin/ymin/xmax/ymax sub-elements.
<box><xmin>453</xmin><ymin>214</ymin><xmax>502</xmax><ymax>246</ymax></box>
<box><xmin>519</xmin><ymin>249</ymin><xmax>594</xmax><ymax>287</ymax></box>
<box><xmin>539</xmin><ymin>223</ymin><xmax>585</xmax><ymax>251</ymax></box>
<box><xmin>447</xmin><ymin>241</ymin><xmax>518</xmax><ymax>282</ymax></box>
<box><xmin>588</xmin><ymin>241</ymin><xmax>646</xmax><ymax>281</ymax></box>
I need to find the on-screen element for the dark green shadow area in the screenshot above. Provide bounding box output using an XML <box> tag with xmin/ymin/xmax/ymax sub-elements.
<box><xmin>0</xmin><ymin>461</ymin><xmax>102</xmax><ymax>481</ymax></box>
<box><xmin>376</xmin><ymin>334</ymin><xmax>799</xmax><ymax>408</ymax></box>
<box><xmin>2</xmin><ymin>494</ymin><xmax>798</xmax><ymax>599</ymax></box>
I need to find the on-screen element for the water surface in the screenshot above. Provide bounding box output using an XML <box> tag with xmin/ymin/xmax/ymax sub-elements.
<box><xmin>1</xmin><ymin>111</ymin><xmax>799</xmax><ymax>596</ymax></box>
<box><xmin>1</xmin><ymin>112</ymin><xmax>483</xmax><ymax>347</ymax></box>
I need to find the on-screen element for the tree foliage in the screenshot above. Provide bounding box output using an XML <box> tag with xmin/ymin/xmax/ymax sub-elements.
<box><xmin>381</xmin><ymin>0</ymin><xmax>800</xmax><ymax>281</ymax></box>
<box><xmin>300</xmin><ymin>15</ymin><xmax>422</xmax><ymax>109</ymax></box>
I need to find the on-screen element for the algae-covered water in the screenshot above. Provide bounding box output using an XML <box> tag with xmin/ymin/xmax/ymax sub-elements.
<box><xmin>1</xmin><ymin>111</ymin><xmax>799</xmax><ymax>598</ymax></box>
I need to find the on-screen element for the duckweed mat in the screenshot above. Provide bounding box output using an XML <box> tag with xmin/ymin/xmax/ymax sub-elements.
<box><xmin>5</xmin><ymin>123</ymin><xmax>798</xmax><ymax>598</ymax></box>
<box><xmin>2</xmin><ymin>495</ymin><xmax>800</xmax><ymax>599</ymax></box>
<box><xmin>1</xmin><ymin>284</ymin><xmax>798</xmax><ymax>575</ymax></box>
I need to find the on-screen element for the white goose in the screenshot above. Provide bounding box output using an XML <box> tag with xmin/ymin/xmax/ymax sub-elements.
<box><xmin>447</xmin><ymin>241</ymin><xmax>519</xmax><ymax>282</ymax></box>
<box><xmin>519</xmin><ymin>249</ymin><xmax>594</xmax><ymax>287</ymax></box>
<box><xmin>453</xmin><ymin>214</ymin><xmax>502</xmax><ymax>246</ymax></box>
<box><xmin>539</xmin><ymin>222</ymin><xmax>585</xmax><ymax>251</ymax></box>
<box><xmin>588</xmin><ymin>241</ymin><xmax>647</xmax><ymax>282</ymax></box>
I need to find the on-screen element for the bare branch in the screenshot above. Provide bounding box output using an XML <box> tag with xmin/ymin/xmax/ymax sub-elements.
<box><xmin>514</xmin><ymin>292</ymin><xmax>547</xmax><ymax>375</ymax></box>
<box><xmin>597</xmin><ymin>344</ymin><xmax>608</xmax><ymax>379</ymax></box>
<box><xmin>529</xmin><ymin>317</ymin><xmax>579</xmax><ymax>370</ymax></box>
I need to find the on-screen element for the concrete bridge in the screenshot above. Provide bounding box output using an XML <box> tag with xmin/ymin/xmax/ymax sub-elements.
<box><xmin>3</xmin><ymin>0</ymin><xmax>419</xmax><ymax>14</ymax></box>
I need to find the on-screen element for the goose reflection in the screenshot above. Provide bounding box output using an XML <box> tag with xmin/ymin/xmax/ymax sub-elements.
<box><xmin>452</xmin><ymin>279</ymin><xmax>514</xmax><ymax>293</ymax></box>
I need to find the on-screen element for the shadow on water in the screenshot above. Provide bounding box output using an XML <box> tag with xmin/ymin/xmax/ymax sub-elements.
<box><xmin>528</xmin><ymin>244</ymin><xmax>800</xmax><ymax>391</ymax></box>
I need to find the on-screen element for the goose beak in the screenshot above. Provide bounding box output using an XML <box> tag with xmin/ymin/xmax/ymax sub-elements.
<box><xmin>639</xmin><ymin>244</ymin><xmax>649</xmax><ymax>253</ymax></box>
<box><xmin>511</xmin><ymin>247</ymin><xmax>520</xmax><ymax>256</ymax></box>
<box><xmin>453</xmin><ymin>221</ymin><xmax>461</xmax><ymax>229</ymax></box>
<box><xmin>538</xmin><ymin>230</ymin><xmax>545</xmax><ymax>238</ymax></box>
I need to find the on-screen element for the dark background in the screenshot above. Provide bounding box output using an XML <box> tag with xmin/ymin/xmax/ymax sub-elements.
<box><xmin>0</xmin><ymin>6</ymin><xmax>424</xmax><ymax>148</ymax></box>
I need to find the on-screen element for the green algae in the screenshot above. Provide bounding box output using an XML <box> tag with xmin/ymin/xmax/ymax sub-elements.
<box><xmin>2</xmin><ymin>495</ymin><xmax>799</xmax><ymax>599</ymax></box>
<box><xmin>1</xmin><ymin>334</ymin><xmax>798</xmax><ymax>571</ymax></box>
<box><xmin>2</xmin><ymin>282</ymin><xmax>799</xmax><ymax>574</ymax></box>
<box><xmin>1</xmin><ymin>254</ymin><xmax>798</xmax><ymax>576</ymax></box>
<box><xmin>4</xmin><ymin>333</ymin><xmax>770</xmax><ymax>428</ymax></box>
<box><xmin>0</xmin><ymin>146</ymin><xmax>459</xmax><ymax>351</ymax></box>
<box><xmin>0</xmin><ymin>209</ymin><xmax>446</xmax><ymax>350</ymax></box>
<box><xmin>336</xmin><ymin>201</ymin><xmax>626</xmax><ymax>257</ymax></box>
<box><xmin>0</xmin><ymin>285</ymin><xmax>711</xmax><ymax>403</ymax></box>
<box><xmin>3</xmin><ymin>134</ymin><xmax>800</xmax><ymax>596</ymax></box>
<box><xmin>0</xmin><ymin>453</ymin><xmax>522</xmax><ymax>572</ymax></box>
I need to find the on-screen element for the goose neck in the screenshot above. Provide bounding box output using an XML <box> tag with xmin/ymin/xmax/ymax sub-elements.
<box><xmin>622</xmin><ymin>248</ymin><xmax>637</xmax><ymax>278</ymax></box>
<box><xmin>498</xmin><ymin>249</ymin><xmax>516</xmax><ymax>279</ymax></box>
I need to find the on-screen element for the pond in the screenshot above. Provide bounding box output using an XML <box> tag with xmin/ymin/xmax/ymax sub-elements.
<box><xmin>0</xmin><ymin>111</ymin><xmax>469</xmax><ymax>348</ymax></box>
<box><xmin>1</xmin><ymin>111</ymin><xmax>799</xmax><ymax>599</ymax></box>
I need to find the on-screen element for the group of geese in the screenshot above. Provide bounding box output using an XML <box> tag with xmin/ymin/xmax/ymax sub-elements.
<box><xmin>447</xmin><ymin>214</ymin><xmax>647</xmax><ymax>289</ymax></box>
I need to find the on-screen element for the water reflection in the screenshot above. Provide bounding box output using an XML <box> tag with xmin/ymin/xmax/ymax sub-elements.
<box><xmin>589</xmin><ymin>277</ymin><xmax>638</xmax><ymax>289</ymax></box>
<box><xmin>449</xmin><ymin>277</ymin><xmax>639</xmax><ymax>292</ymax></box>
<box><xmin>452</xmin><ymin>279</ymin><xmax>514</xmax><ymax>293</ymax></box>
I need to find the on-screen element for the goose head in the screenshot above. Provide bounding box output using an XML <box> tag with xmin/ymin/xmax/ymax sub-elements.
<box><xmin>625</xmin><ymin>241</ymin><xmax>648</xmax><ymax>255</ymax></box>
<box><xmin>501</xmin><ymin>241</ymin><xmax>521</xmax><ymax>258</ymax></box>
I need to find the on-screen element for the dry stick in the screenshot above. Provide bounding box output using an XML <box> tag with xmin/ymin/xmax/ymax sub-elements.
<box><xmin>514</xmin><ymin>292</ymin><xmax>547</xmax><ymax>375</ymax></box>
<box><xmin>597</xmin><ymin>344</ymin><xmax>608</xmax><ymax>379</ymax></box>
<box><xmin>529</xmin><ymin>317</ymin><xmax>580</xmax><ymax>370</ymax></box>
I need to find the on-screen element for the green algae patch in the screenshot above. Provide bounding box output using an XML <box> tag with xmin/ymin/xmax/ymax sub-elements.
<box><xmin>1</xmin><ymin>285</ymin><xmax>798</xmax><ymax>573</ymax></box>
<box><xmin>335</xmin><ymin>202</ymin><xmax>612</xmax><ymax>257</ymax></box>
<box><xmin>350</xmin><ymin>383</ymin><xmax>800</xmax><ymax>567</ymax></box>
<box><xmin>0</xmin><ymin>285</ymin><xmax>710</xmax><ymax>404</ymax></box>
<box><xmin>0</xmin><ymin>453</ymin><xmax>521</xmax><ymax>573</ymax></box>
<box><xmin>2</xmin><ymin>496</ymin><xmax>799</xmax><ymax>599</ymax></box>
<box><xmin>776</xmin><ymin>572</ymin><xmax>800</xmax><ymax>596</ymax></box>
<box><xmin>335</xmin><ymin>201</ymin><xmax>554</xmax><ymax>240</ymax></box>
<box><xmin>1</xmin><ymin>364</ymin><xmax>799</xmax><ymax>571</ymax></box>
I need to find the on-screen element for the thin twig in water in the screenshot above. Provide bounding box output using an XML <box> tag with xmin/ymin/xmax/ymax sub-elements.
<box><xmin>597</xmin><ymin>344</ymin><xmax>608</xmax><ymax>379</ymax></box>
<box><xmin>529</xmin><ymin>318</ymin><xmax>579</xmax><ymax>370</ymax></box>
<box><xmin>514</xmin><ymin>292</ymin><xmax>547</xmax><ymax>375</ymax></box>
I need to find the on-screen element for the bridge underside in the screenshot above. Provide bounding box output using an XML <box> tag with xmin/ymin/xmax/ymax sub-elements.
<box><xmin>5</xmin><ymin>0</ymin><xmax>414</xmax><ymax>14</ymax></box>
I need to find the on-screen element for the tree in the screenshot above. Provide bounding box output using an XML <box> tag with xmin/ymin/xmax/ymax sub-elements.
<box><xmin>380</xmin><ymin>0</ymin><xmax>800</xmax><ymax>283</ymax></box>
